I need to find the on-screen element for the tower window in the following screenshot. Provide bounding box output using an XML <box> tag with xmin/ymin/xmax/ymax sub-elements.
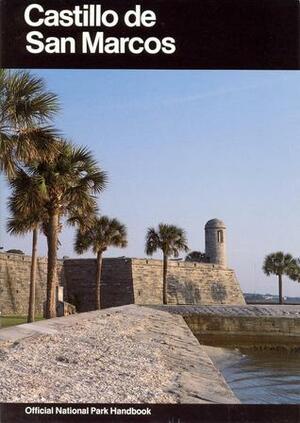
<box><xmin>217</xmin><ymin>230</ymin><xmax>223</xmax><ymax>243</ymax></box>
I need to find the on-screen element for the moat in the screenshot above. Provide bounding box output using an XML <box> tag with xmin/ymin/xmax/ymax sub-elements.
<box><xmin>207</xmin><ymin>347</ymin><xmax>300</xmax><ymax>404</ymax></box>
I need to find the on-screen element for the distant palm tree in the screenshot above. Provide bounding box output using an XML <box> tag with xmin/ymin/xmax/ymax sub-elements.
<box><xmin>185</xmin><ymin>251</ymin><xmax>207</xmax><ymax>263</ymax></box>
<box><xmin>74</xmin><ymin>216</ymin><xmax>128</xmax><ymax>310</ymax></box>
<box><xmin>263</xmin><ymin>252</ymin><xmax>298</xmax><ymax>304</ymax></box>
<box><xmin>145</xmin><ymin>224</ymin><xmax>189</xmax><ymax>304</ymax></box>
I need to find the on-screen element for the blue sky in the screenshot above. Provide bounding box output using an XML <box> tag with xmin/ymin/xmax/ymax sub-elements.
<box><xmin>1</xmin><ymin>70</ymin><xmax>300</xmax><ymax>296</ymax></box>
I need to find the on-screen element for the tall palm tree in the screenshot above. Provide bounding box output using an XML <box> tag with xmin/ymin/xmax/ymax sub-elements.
<box><xmin>0</xmin><ymin>69</ymin><xmax>59</xmax><ymax>178</ymax></box>
<box><xmin>1</xmin><ymin>70</ymin><xmax>59</xmax><ymax>320</ymax></box>
<box><xmin>74</xmin><ymin>216</ymin><xmax>128</xmax><ymax>310</ymax></box>
<box><xmin>25</xmin><ymin>140</ymin><xmax>107</xmax><ymax>318</ymax></box>
<box><xmin>263</xmin><ymin>252</ymin><xmax>298</xmax><ymax>304</ymax></box>
<box><xmin>145</xmin><ymin>224</ymin><xmax>189</xmax><ymax>304</ymax></box>
<box><xmin>7</xmin><ymin>169</ymin><xmax>49</xmax><ymax>322</ymax></box>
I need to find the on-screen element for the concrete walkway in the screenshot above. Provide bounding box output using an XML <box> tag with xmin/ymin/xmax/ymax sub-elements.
<box><xmin>0</xmin><ymin>305</ymin><xmax>238</xmax><ymax>403</ymax></box>
<box><xmin>150</xmin><ymin>304</ymin><xmax>300</xmax><ymax>317</ymax></box>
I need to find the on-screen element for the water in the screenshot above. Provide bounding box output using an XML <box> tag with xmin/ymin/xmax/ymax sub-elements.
<box><xmin>213</xmin><ymin>348</ymin><xmax>300</xmax><ymax>404</ymax></box>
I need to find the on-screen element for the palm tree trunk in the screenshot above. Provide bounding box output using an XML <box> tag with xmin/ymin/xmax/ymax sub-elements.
<box><xmin>95</xmin><ymin>251</ymin><xmax>103</xmax><ymax>310</ymax></box>
<box><xmin>163</xmin><ymin>254</ymin><xmax>168</xmax><ymax>305</ymax></box>
<box><xmin>46</xmin><ymin>210</ymin><xmax>59</xmax><ymax>319</ymax></box>
<box><xmin>278</xmin><ymin>274</ymin><xmax>283</xmax><ymax>304</ymax></box>
<box><xmin>27</xmin><ymin>227</ymin><xmax>38</xmax><ymax>323</ymax></box>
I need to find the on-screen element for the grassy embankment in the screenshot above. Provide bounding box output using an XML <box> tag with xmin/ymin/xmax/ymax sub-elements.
<box><xmin>0</xmin><ymin>316</ymin><xmax>44</xmax><ymax>328</ymax></box>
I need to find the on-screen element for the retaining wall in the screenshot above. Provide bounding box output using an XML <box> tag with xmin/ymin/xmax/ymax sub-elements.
<box><xmin>152</xmin><ymin>305</ymin><xmax>300</xmax><ymax>349</ymax></box>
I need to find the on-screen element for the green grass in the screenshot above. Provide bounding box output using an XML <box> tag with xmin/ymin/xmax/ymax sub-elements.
<box><xmin>0</xmin><ymin>315</ymin><xmax>44</xmax><ymax>328</ymax></box>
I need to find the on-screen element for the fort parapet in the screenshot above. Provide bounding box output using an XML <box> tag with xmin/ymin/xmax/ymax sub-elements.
<box><xmin>0</xmin><ymin>253</ymin><xmax>245</xmax><ymax>315</ymax></box>
<box><xmin>64</xmin><ymin>258</ymin><xmax>245</xmax><ymax>312</ymax></box>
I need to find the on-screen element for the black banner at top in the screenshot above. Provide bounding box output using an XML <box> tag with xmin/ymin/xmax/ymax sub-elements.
<box><xmin>0</xmin><ymin>0</ymin><xmax>299</xmax><ymax>69</ymax></box>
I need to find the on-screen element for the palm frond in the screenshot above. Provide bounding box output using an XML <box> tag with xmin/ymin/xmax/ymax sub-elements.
<box><xmin>145</xmin><ymin>223</ymin><xmax>189</xmax><ymax>257</ymax></box>
<box><xmin>4</xmin><ymin>70</ymin><xmax>59</xmax><ymax>125</ymax></box>
<box><xmin>263</xmin><ymin>251</ymin><xmax>298</xmax><ymax>277</ymax></box>
<box><xmin>7</xmin><ymin>215</ymin><xmax>38</xmax><ymax>236</ymax></box>
<box><xmin>145</xmin><ymin>227</ymin><xmax>161</xmax><ymax>256</ymax></box>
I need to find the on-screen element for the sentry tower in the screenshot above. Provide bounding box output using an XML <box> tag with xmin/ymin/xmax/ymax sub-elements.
<box><xmin>205</xmin><ymin>218</ymin><xmax>227</xmax><ymax>267</ymax></box>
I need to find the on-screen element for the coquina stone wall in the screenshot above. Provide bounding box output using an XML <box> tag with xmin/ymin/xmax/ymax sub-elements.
<box><xmin>63</xmin><ymin>258</ymin><xmax>134</xmax><ymax>312</ymax></box>
<box><xmin>132</xmin><ymin>259</ymin><xmax>245</xmax><ymax>306</ymax></box>
<box><xmin>63</xmin><ymin>258</ymin><xmax>245</xmax><ymax>312</ymax></box>
<box><xmin>0</xmin><ymin>254</ymin><xmax>245</xmax><ymax>315</ymax></box>
<box><xmin>0</xmin><ymin>252</ymin><xmax>63</xmax><ymax>316</ymax></box>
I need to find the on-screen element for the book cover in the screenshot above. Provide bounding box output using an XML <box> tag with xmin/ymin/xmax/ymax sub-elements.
<box><xmin>0</xmin><ymin>1</ymin><xmax>300</xmax><ymax>422</ymax></box>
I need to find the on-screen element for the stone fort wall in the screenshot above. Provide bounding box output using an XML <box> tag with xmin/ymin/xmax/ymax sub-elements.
<box><xmin>0</xmin><ymin>253</ymin><xmax>245</xmax><ymax>315</ymax></box>
<box><xmin>131</xmin><ymin>259</ymin><xmax>245</xmax><ymax>307</ymax></box>
<box><xmin>0</xmin><ymin>252</ymin><xmax>63</xmax><ymax>316</ymax></box>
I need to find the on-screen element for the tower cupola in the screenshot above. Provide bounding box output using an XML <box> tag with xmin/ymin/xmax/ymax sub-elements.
<box><xmin>205</xmin><ymin>218</ymin><xmax>227</xmax><ymax>267</ymax></box>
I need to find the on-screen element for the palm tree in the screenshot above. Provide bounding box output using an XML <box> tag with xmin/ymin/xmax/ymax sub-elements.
<box><xmin>74</xmin><ymin>216</ymin><xmax>128</xmax><ymax>310</ymax></box>
<box><xmin>263</xmin><ymin>252</ymin><xmax>298</xmax><ymax>304</ymax></box>
<box><xmin>28</xmin><ymin>141</ymin><xmax>107</xmax><ymax>318</ymax></box>
<box><xmin>9</xmin><ymin>141</ymin><xmax>107</xmax><ymax>318</ymax></box>
<box><xmin>0</xmin><ymin>69</ymin><xmax>59</xmax><ymax>178</ymax></box>
<box><xmin>7</xmin><ymin>169</ymin><xmax>49</xmax><ymax>322</ymax></box>
<box><xmin>145</xmin><ymin>224</ymin><xmax>189</xmax><ymax>304</ymax></box>
<box><xmin>1</xmin><ymin>69</ymin><xmax>59</xmax><ymax>320</ymax></box>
